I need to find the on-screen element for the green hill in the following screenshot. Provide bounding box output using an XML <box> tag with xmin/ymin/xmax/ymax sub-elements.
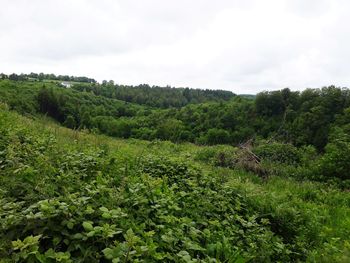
<box><xmin>1</xmin><ymin>102</ymin><xmax>350</xmax><ymax>262</ymax></box>
<box><xmin>2</xmin><ymin>79</ymin><xmax>350</xmax><ymax>150</ymax></box>
<box><xmin>1</xmin><ymin>76</ymin><xmax>350</xmax><ymax>262</ymax></box>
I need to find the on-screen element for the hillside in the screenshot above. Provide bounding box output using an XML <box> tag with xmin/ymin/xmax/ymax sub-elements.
<box><xmin>1</xmin><ymin>73</ymin><xmax>235</xmax><ymax>108</ymax></box>
<box><xmin>1</xmin><ymin>79</ymin><xmax>350</xmax><ymax>150</ymax></box>
<box><xmin>72</xmin><ymin>82</ymin><xmax>235</xmax><ymax>108</ymax></box>
<box><xmin>1</xmin><ymin>77</ymin><xmax>350</xmax><ymax>262</ymax></box>
<box><xmin>1</xmin><ymin>104</ymin><xmax>350</xmax><ymax>262</ymax></box>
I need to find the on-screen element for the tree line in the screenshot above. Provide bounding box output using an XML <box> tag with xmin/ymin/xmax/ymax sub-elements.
<box><xmin>0</xmin><ymin>72</ymin><xmax>96</xmax><ymax>83</ymax></box>
<box><xmin>72</xmin><ymin>82</ymin><xmax>235</xmax><ymax>108</ymax></box>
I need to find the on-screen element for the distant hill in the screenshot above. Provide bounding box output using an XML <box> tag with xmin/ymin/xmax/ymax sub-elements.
<box><xmin>72</xmin><ymin>82</ymin><xmax>236</xmax><ymax>108</ymax></box>
<box><xmin>0</xmin><ymin>72</ymin><xmax>236</xmax><ymax>108</ymax></box>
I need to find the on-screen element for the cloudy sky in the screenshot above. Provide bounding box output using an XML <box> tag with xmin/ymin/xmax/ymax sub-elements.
<box><xmin>1</xmin><ymin>0</ymin><xmax>350</xmax><ymax>93</ymax></box>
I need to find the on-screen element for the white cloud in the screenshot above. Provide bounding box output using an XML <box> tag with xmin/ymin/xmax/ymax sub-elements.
<box><xmin>1</xmin><ymin>0</ymin><xmax>350</xmax><ymax>93</ymax></box>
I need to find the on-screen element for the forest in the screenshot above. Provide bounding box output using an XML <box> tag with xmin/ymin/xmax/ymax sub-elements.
<box><xmin>1</xmin><ymin>74</ymin><xmax>350</xmax><ymax>262</ymax></box>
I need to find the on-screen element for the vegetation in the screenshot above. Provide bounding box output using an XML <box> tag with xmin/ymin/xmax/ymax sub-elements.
<box><xmin>1</xmin><ymin>78</ymin><xmax>350</xmax><ymax>149</ymax></box>
<box><xmin>73</xmin><ymin>82</ymin><xmax>235</xmax><ymax>108</ymax></box>
<box><xmin>1</xmin><ymin>75</ymin><xmax>350</xmax><ymax>262</ymax></box>
<box><xmin>0</xmin><ymin>72</ymin><xmax>96</xmax><ymax>83</ymax></box>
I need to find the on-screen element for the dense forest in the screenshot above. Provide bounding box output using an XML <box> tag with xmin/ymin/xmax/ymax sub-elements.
<box><xmin>1</xmin><ymin>74</ymin><xmax>350</xmax><ymax>262</ymax></box>
<box><xmin>1</xmin><ymin>76</ymin><xmax>349</xmax><ymax>151</ymax></box>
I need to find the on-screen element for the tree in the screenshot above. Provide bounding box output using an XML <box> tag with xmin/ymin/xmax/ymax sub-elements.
<box><xmin>317</xmin><ymin>127</ymin><xmax>350</xmax><ymax>180</ymax></box>
<box><xmin>255</xmin><ymin>90</ymin><xmax>285</xmax><ymax>117</ymax></box>
<box><xmin>156</xmin><ymin>119</ymin><xmax>185</xmax><ymax>142</ymax></box>
<box><xmin>64</xmin><ymin>115</ymin><xmax>76</xmax><ymax>129</ymax></box>
<box><xmin>80</xmin><ymin>111</ymin><xmax>91</xmax><ymax>128</ymax></box>
<box><xmin>38</xmin><ymin>73</ymin><xmax>45</xmax><ymax>81</ymax></box>
<box><xmin>37</xmin><ymin>87</ymin><xmax>63</xmax><ymax>121</ymax></box>
<box><xmin>9</xmin><ymin>73</ymin><xmax>19</xmax><ymax>81</ymax></box>
<box><xmin>206</xmin><ymin>128</ymin><xmax>230</xmax><ymax>145</ymax></box>
<box><xmin>0</xmin><ymin>73</ymin><xmax>8</xmax><ymax>79</ymax></box>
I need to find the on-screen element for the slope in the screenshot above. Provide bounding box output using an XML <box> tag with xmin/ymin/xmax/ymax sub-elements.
<box><xmin>1</xmin><ymin>104</ymin><xmax>350</xmax><ymax>262</ymax></box>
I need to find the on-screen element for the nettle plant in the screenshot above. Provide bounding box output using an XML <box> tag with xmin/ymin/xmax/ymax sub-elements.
<box><xmin>1</xmin><ymin>155</ymin><xmax>291</xmax><ymax>262</ymax></box>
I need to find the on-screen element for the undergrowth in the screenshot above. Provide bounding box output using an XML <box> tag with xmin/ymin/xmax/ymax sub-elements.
<box><xmin>1</xmin><ymin>107</ymin><xmax>350</xmax><ymax>262</ymax></box>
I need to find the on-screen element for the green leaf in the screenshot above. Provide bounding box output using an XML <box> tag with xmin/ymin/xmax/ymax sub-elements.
<box><xmin>87</xmin><ymin>231</ymin><xmax>96</xmax><ymax>237</ymax></box>
<box><xmin>72</xmin><ymin>233</ymin><xmax>84</xmax><ymax>239</ymax></box>
<box><xmin>82</xmin><ymin>221</ymin><xmax>94</xmax><ymax>231</ymax></box>
<box><xmin>100</xmin><ymin>206</ymin><xmax>109</xmax><ymax>212</ymax></box>
<box><xmin>53</xmin><ymin>236</ymin><xmax>62</xmax><ymax>246</ymax></box>
<box><xmin>103</xmin><ymin>248</ymin><xmax>114</xmax><ymax>259</ymax></box>
<box><xmin>44</xmin><ymin>248</ymin><xmax>56</xmax><ymax>258</ymax></box>
<box><xmin>85</xmin><ymin>206</ymin><xmax>95</xmax><ymax>214</ymax></box>
<box><xmin>102</xmin><ymin>212</ymin><xmax>112</xmax><ymax>219</ymax></box>
<box><xmin>67</xmin><ymin>221</ymin><xmax>74</xmax><ymax>229</ymax></box>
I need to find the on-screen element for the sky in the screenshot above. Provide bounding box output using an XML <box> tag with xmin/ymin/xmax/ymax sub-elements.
<box><xmin>1</xmin><ymin>0</ymin><xmax>350</xmax><ymax>94</ymax></box>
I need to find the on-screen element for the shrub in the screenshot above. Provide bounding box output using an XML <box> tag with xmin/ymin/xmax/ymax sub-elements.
<box><xmin>253</xmin><ymin>142</ymin><xmax>301</xmax><ymax>165</ymax></box>
<box><xmin>206</xmin><ymin>128</ymin><xmax>231</xmax><ymax>145</ymax></box>
<box><xmin>316</xmin><ymin>131</ymin><xmax>350</xmax><ymax>181</ymax></box>
<box><xmin>140</xmin><ymin>156</ymin><xmax>201</xmax><ymax>185</ymax></box>
<box><xmin>195</xmin><ymin>145</ymin><xmax>237</xmax><ymax>164</ymax></box>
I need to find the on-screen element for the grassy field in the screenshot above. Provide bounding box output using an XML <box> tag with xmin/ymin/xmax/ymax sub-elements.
<box><xmin>1</xmin><ymin>105</ymin><xmax>350</xmax><ymax>262</ymax></box>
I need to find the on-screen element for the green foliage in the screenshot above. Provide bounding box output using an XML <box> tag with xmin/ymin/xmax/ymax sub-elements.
<box><xmin>73</xmin><ymin>83</ymin><xmax>235</xmax><ymax>108</ymax></box>
<box><xmin>316</xmin><ymin>128</ymin><xmax>350</xmax><ymax>182</ymax></box>
<box><xmin>155</xmin><ymin>119</ymin><xmax>187</xmax><ymax>142</ymax></box>
<box><xmin>195</xmin><ymin>145</ymin><xmax>238</xmax><ymax>167</ymax></box>
<box><xmin>3</xmin><ymin>79</ymin><xmax>350</xmax><ymax>153</ymax></box>
<box><xmin>64</xmin><ymin>115</ymin><xmax>77</xmax><ymax>129</ymax></box>
<box><xmin>1</xmin><ymin>79</ymin><xmax>350</xmax><ymax>262</ymax></box>
<box><xmin>1</xmin><ymin>72</ymin><xmax>96</xmax><ymax>83</ymax></box>
<box><xmin>205</xmin><ymin>128</ymin><xmax>231</xmax><ymax>145</ymax></box>
<box><xmin>253</xmin><ymin>142</ymin><xmax>301</xmax><ymax>165</ymax></box>
<box><xmin>1</xmin><ymin>107</ymin><xmax>338</xmax><ymax>262</ymax></box>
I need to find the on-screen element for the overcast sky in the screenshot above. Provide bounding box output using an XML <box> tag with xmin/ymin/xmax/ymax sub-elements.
<box><xmin>1</xmin><ymin>0</ymin><xmax>350</xmax><ymax>93</ymax></box>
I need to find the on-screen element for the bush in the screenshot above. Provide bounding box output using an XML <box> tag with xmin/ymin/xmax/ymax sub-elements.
<box><xmin>140</xmin><ymin>156</ymin><xmax>201</xmax><ymax>185</ymax></box>
<box><xmin>195</xmin><ymin>145</ymin><xmax>237</xmax><ymax>164</ymax></box>
<box><xmin>316</xmin><ymin>131</ymin><xmax>350</xmax><ymax>180</ymax></box>
<box><xmin>195</xmin><ymin>146</ymin><xmax>268</xmax><ymax>177</ymax></box>
<box><xmin>254</xmin><ymin>142</ymin><xmax>301</xmax><ymax>165</ymax></box>
<box><xmin>206</xmin><ymin>128</ymin><xmax>231</xmax><ymax>145</ymax></box>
